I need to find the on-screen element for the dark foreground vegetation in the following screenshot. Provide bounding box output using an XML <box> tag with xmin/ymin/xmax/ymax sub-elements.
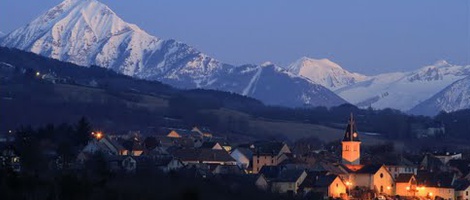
<box><xmin>0</xmin><ymin>170</ymin><xmax>284</xmax><ymax>200</ymax></box>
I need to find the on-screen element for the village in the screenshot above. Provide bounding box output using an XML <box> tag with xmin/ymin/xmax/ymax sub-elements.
<box><xmin>1</xmin><ymin>114</ymin><xmax>469</xmax><ymax>200</ymax></box>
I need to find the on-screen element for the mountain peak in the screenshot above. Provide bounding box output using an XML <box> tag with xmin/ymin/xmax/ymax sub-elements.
<box><xmin>1</xmin><ymin>0</ymin><xmax>159</xmax><ymax>70</ymax></box>
<box><xmin>433</xmin><ymin>60</ymin><xmax>450</xmax><ymax>67</ymax></box>
<box><xmin>287</xmin><ymin>56</ymin><xmax>367</xmax><ymax>89</ymax></box>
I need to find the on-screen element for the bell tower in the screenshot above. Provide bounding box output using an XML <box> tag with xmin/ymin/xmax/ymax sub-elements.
<box><xmin>341</xmin><ymin>113</ymin><xmax>361</xmax><ymax>165</ymax></box>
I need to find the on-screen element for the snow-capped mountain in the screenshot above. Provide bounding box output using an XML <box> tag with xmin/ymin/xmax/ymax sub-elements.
<box><xmin>287</xmin><ymin>57</ymin><xmax>368</xmax><ymax>90</ymax></box>
<box><xmin>0</xmin><ymin>0</ymin><xmax>346</xmax><ymax>108</ymax></box>
<box><xmin>409</xmin><ymin>76</ymin><xmax>470</xmax><ymax>116</ymax></box>
<box><xmin>205</xmin><ymin>62</ymin><xmax>346</xmax><ymax>107</ymax></box>
<box><xmin>336</xmin><ymin>61</ymin><xmax>470</xmax><ymax>111</ymax></box>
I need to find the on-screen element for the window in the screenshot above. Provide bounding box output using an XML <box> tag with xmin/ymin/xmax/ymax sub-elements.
<box><xmin>345</xmin><ymin>145</ymin><xmax>349</xmax><ymax>151</ymax></box>
<box><xmin>380</xmin><ymin>173</ymin><xmax>384</xmax><ymax>178</ymax></box>
<box><xmin>336</xmin><ymin>183</ymin><xmax>339</xmax><ymax>188</ymax></box>
<box><xmin>380</xmin><ymin>186</ymin><xmax>383</xmax><ymax>193</ymax></box>
<box><xmin>466</xmin><ymin>191</ymin><xmax>468</xmax><ymax>196</ymax></box>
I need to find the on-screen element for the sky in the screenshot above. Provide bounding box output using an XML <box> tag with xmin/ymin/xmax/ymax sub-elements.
<box><xmin>0</xmin><ymin>0</ymin><xmax>469</xmax><ymax>75</ymax></box>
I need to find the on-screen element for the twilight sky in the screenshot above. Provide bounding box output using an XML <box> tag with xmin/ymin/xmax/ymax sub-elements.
<box><xmin>0</xmin><ymin>0</ymin><xmax>469</xmax><ymax>75</ymax></box>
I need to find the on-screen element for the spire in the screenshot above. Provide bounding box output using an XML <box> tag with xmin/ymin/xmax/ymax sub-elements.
<box><xmin>343</xmin><ymin>113</ymin><xmax>360</xmax><ymax>141</ymax></box>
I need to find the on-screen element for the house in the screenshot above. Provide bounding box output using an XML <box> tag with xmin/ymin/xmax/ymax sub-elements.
<box><xmin>433</xmin><ymin>152</ymin><xmax>462</xmax><ymax>165</ymax></box>
<box><xmin>192</xmin><ymin>126</ymin><xmax>213</xmax><ymax>139</ymax></box>
<box><xmin>342</xmin><ymin>164</ymin><xmax>395</xmax><ymax>196</ymax></box>
<box><xmin>81</xmin><ymin>136</ymin><xmax>127</xmax><ymax>156</ymax></box>
<box><xmin>107</xmin><ymin>156</ymin><xmax>137</xmax><ymax>173</ymax></box>
<box><xmin>167</xmin><ymin>130</ymin><xmax>182</xmax><ymax>138</ymax></box>
<box><xmin>123</xmin><ymin>140</ymin><xmax>144</xmax><ymax>156</ymax></box>
<box><xmin>200</xmin><ymin>142</ymin><xmax>224</xmax><ymax>150</ymax></box>
<box><xmin>255</xmin><ymin>174</ymin><xmax>269</xmax><ymax>190</ymax></box>
<box><xmin>454</xmin><ymin>179</ymin><xmax>470</xmax><ymax>200</ymax></box>
<box><xmin>395</xmin><ymin>174</ymin><xmax>418</xmax><ymax>197</ymax></box>
<box><xmin>386</xmin><ymin>157</ymin><xmax>418</xmax><ymax>179</ymax></box>
<box><xmin>230</xmin><ymin>147</ymin><xmax>253</xmax><ymax>170</ymax></box>
<box><xmin>279</xmin><ymin>157</ymin><xmax>310</xmax><ymax>170</ymax></box>
<box><xmin>300</xmin><ymin>171</ymin><xmax>347</xmax><ymax>199</ymax></box>
<box><xmin>421</xmin><ymin>154</ymin><xmax>447</xmax><ymax>172</ymax></box>
<box><xmin>416</xmin><ymin>171</ymin><xmax>455</xmax><ymax>200</ymax></box>
<box><xmin>156</xmin><ymin>135</ymin><xmax>196</xmax><ymax>150</ymax></box>
<box><xmin>270</xmin><ymin>169</ymin><xmax>307</xmax><ymax>195</ymax></box>
<box><xmin>171</xmin><ymin>148</ymin><xmax>237</xmax><ymax>166</ymax></box>
<box><xmin>154</xmin><ymin>156</ymin><xmax>184</xmax><ymax>173</ymax></box>
<box><xmin>251</xmin><ymin>141</ymin><xmax>291</xmax><ymax>173</ymax></box>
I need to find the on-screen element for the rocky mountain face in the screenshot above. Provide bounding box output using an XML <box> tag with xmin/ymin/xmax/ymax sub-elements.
<box><xmin>409</xmin><ymin>75</ymin><xmax>470</xmax><ymax>116</ymax></box>
<box><xmin>0</xmin><ymin>0</ymin><xmax>346</xmax><ymax>108</ymax></box>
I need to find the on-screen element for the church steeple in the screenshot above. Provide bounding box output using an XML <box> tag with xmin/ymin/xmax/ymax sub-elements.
<box><xmin>341</xmin><ymin>113</ymin><xmax>361</xmax><ymax>165</ymax></box>
<box><xmin>343</xmin><ymin>113</ymin><xmax>360</xmax><ymax>142</ymax></box>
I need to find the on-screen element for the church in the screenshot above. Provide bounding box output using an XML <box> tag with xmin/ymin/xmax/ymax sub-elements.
<box><xmin>339</xmin><ymin>114</ymin><xmax>396</xmax><ymax>196</ymax></box>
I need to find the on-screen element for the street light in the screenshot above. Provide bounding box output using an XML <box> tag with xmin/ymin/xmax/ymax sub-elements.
<box><xmin>345</xmin><ymin>181</ymin><xmax>352</xmax><ymax>195</ymax></box>
<box><xmin>91</xmin><ymin>131</ymin><xmax>104</xmax><ymax>140</ymax></box>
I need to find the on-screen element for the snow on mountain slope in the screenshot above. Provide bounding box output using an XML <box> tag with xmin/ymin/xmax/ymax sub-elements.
<box><xmin>287</xmin><ymin>57</ymin><xmax>368</xmax><ymax>90</ymax></box>
<box><xmin>0</xmin><ymin>0</ymin><xmax>346</xmax><ymax>108</ymax></box>
<box><xmin>410</xmin><ymin>76</ymin><xmax>470</xmax><ymax>116</ymax></box>
<box><xmin>203</xmin><ymin>63</ymin><xmax>347</xmax><ymax>107</ymax></box>
<box><xmin>336</xmin><ymin>61</ymin><xmax>470</xmax><ymax>111</ymax></box>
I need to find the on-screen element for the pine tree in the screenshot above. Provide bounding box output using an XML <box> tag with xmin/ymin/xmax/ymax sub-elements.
<box><xmin>75</xmin><ymin>117</ymin><xmax>92</xmax><ymax>146</ymax></box>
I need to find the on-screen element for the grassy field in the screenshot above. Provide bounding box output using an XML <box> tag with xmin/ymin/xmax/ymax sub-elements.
<box><xmin>206</xmin><ymin>108</ymin><xmax>392</xmax><ymax>145</ymax></box>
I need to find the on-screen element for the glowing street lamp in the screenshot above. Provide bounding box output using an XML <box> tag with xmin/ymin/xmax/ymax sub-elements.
<box><xmin>92</xmin><ymin>131</ymin><xmax>104</xmax><ymax>140</ymax></box>
<box><xmin>345</xmin><ymin>181</ymin><xmax>352</xmax><ymax>195</ymax></box>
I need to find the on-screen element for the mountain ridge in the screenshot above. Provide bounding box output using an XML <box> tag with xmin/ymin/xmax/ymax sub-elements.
<box><xmin>0</xmin><ymin>0</ymin><xmax>347</xmax><ymax>108</ymax></box>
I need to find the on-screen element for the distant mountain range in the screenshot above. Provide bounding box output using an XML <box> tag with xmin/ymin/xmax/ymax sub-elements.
<box><xmin>0</xmin><ymin>0</ymin><xmax>345</xmax><ymax>108</ymax></box>
<box><xmin>336</xmin><ymin>61</ymin><xmax>470</xmax><ymax>112</ymax></box>
<box><xmin>1</xmin><ymin>0</ymin><xmax>469</xmax><ymax>115</ymax></box>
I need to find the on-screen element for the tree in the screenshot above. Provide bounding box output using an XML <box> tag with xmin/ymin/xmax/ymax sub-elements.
<box><xmin>144</xmin><ymin>136</ymin><xmax>158</xmax><ymax>150</ymax></box>
<box><xmin>75</xmin><ymin>117</ymin><xmax>92</xmax><ymax>146</ymax></box>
